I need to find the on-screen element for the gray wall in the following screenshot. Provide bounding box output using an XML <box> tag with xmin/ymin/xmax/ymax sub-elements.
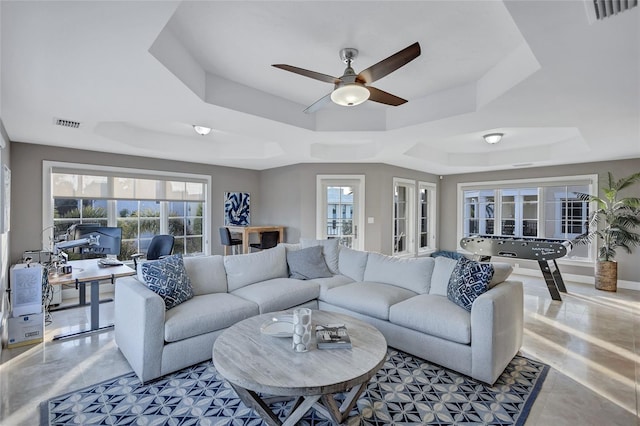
<box><xmin>9</xmin><ymin>142</ymin><xmax>260</xmax><ymax>262</ymax></box>
<box><xmin>439</xmin><ymin>158</ymin><xmax>640</xmax><ymax>282</ymax></box>
<box><xmin>260</xmin><ymin>163</ymin><xmax>438</xmax><ymax>254</ymax></box>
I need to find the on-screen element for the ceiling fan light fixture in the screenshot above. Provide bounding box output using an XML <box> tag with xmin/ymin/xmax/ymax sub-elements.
<box><xmin>331</xmin><ymin>83</ymin><xmax>370</xmax><ymax>107</ymax></box>
<box><xmin>193</xmin><ymin>125</ymin><xmax>212</xmax><ymax>136</ymax></box>
<box><xmin>483</xmin><ymin>133</ymin><xmax>503</xmax><ymax>144</ymax></box>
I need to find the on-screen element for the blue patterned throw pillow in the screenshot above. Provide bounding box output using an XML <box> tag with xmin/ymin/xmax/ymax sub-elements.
<box><xmin>141</xmin><ymin>254</ymin><xmax>193</xmax><ymax>310</ymax></box>
<box><xmin>447</xmin><ymin>257</ymin><xmax>494</xmax><ymax>311</ymax></box>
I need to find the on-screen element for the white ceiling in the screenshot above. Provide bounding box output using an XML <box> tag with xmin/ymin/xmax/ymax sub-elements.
<box><xmin>1</xmin><ymin>1</ymin><xmax>638</xmax><ymax>175</ymax></box>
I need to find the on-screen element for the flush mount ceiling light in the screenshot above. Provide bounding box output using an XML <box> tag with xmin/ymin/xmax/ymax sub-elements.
<box><xmin>331</xmin><ymin>83</ymin><xmax>370</xmax><ymax>106</ymax></box>
<box><xmin>483</xmin><ymin>133</ymin><xmax>503</xmax><ymax>144</ymax></box>
<box><xmin>193</xmin><ymin>125</ymin><xmax>212</xmax><ymax>136</ymax></box>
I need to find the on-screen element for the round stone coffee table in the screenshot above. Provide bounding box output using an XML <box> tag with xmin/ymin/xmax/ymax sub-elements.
<box><xmin>212</xmin><ymin>310</ymin><xmax>387</xmax><ymax>426</ymax></box>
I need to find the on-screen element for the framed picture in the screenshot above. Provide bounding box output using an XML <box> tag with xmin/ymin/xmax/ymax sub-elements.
<box><xmin>224</xmin><ymin>192</ymin><xmax>250</xmax><ymax>226</ymax></box>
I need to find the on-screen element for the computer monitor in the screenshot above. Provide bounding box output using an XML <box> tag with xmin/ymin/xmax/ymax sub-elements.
<box><xmin>67</xmin><ymin>224</ymin><xmax>122</xmax><ymax>257</ymax></box>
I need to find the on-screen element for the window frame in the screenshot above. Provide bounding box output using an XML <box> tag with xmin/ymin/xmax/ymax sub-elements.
<box><xmin>457</xmin><ymin>174</ymin><xmax>598</xmax><ymax>264</ymax></box>
<box><xmin>42</xmin><ymin>161</ymin><xmax>211</xmax><ymax>257</ymax></box>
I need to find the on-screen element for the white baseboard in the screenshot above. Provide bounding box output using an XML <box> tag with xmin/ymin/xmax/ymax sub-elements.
<box><xmin>513</xmin><ymin>267</ymin><xmax>640</xmax><ymax>291</ymax></box>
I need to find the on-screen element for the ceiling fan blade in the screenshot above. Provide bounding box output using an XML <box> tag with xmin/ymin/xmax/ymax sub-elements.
<box><xmin>367</xmin><ymin>86</ymin><xmax>408</xmax><ymax>106</ymax></box>
<box><xmin>272</xmin><ymin>64</ymin><xmax>339</xmax><ymax>84</ymax></box>
<box><xmin>357</xmin><ymin>42</ymin><xmax>421</xmax><ymax>84</ymax></box>
<box><xmin>303</xmin><ymin>92</ymin><xmax>333</xmax><ymax>114</ymax></box>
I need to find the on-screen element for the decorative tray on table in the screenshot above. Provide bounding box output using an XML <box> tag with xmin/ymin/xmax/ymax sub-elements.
<box><xmin>260</xmin><ymin>314</ymin><xmax>294</xmax><ymax>337</ymax></box>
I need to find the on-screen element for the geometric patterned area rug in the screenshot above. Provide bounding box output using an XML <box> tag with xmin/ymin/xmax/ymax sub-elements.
<box><xmin>41</xmin><ymin>349</ymin><xmax>548</xmax><ymax>426</ymax></box>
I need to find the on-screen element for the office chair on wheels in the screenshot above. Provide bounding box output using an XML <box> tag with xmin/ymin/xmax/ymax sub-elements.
<box><xmin>219</xmin><ymin>227</ymin><xmax>243</xmax><ymax>255</ymax></box>
<box><xmin>132</xmin><ymin>235</ymin><xmax>175</xmax><ymax>268</ymax></box>
<box><xmin>249</xmin><ymin>231</ymin><xmax>279</xmax><ymax>252</ymax></box>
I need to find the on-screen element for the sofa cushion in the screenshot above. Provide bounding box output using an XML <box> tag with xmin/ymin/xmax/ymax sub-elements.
<box><xmin>279</xmin><ymin>242</ymin><xmax>301</xmax><ymax>252</ymax></box>
<box><xmin>231</xmin><ymin>278</ymin><xmax>320</xmax><ymax>314</ymax></box>
<box><xmin>322</xmin><ymin>281</ymin><xmax>417</xmax><ymax>320</ymax></box>
<box><xmin>224</xmin><ymin>245</ymin><xmax>288</xmax><ymax>292</ymax></box>
<box><xmin>183</xmin><ymin>255</ymin><xmax>228</xmax><ymax>295</ymax></box>
<box><xmin>141</xmin><ymin>254</ymin><xmax>193</xmax><ymax>310</ymax></box>
<box><xmin>363</xmin><ymin>253</ymin><xmax>434</xmax><ymax>294</ymax></box>
<box><xmin>300</xmin><ymin>238</ymin><xmax>339</xmax><ymax>274</ymax></box>
<box><xmin>430</xmin><ymin>256</ymin><xmax>458</xmax><ymax>296</ymax></box>
<box><xmin>287</xmin><ymin>245</ymin><xmax>332</xmax><ymax>280</ymax></box>
<box><xmin>389</xmin><ymin>294</ymin><xmax>471</xmax><ymax>344</ymax></box>
<box><xmin>447</xmin><ymin>257</ymin><xmax>494</xmax><ymax>311</ymax></box>
<box><xmin>164</xmin><ymin>293</ymin><xmax>259</xmax><ymax>342</ymax></box>
<box><xmin>311</xmin><ymin>274</ymin><xmax>354</xmax><ymax>299</ymax></box>
<box><xmin>488</xmin><ymin>262</ymin><xmax>513</xmax><ymax>288</ymax></box>
<box><xmin>338</xmin><ymin>246</ymin><xmax>369</xmax><ymax>282</ymax></box>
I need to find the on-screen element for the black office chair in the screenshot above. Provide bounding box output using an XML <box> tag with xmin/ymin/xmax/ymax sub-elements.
<box><xmin>220</xmin><ymin>227</ymin><xmax>243</xmax><ymax>255</ymax></box>
<box><xmin>249</xmin><ymin>231</ymin><xmax>279</xmax><ymax>252</ymax></box>
<box><xmin>132</xmin><ymin>235</ymin><xmax>175</xmax><ymax>268</ymax></box>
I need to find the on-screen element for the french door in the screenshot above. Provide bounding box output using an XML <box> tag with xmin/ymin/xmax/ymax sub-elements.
<box><xmin>316</xmin><ymin>175</ymin><xmax>365</xmax><ymax>250</ymax></box>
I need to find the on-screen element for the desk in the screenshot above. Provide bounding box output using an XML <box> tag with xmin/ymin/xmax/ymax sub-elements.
<box><xmin>48</xmin><ymin>259</ymin><xmax>135</xmax><ymax>340</ymax></box>
<box><xmin>226</xmin><ymin>225</ymin><xmax>285</xmax><ymax>254</ymax></box>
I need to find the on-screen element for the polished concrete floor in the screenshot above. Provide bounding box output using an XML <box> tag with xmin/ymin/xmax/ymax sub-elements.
<box><xmin>1</xmin><ymin>275</ymin><xmax>639</xmax><ymax>425</ymax></box>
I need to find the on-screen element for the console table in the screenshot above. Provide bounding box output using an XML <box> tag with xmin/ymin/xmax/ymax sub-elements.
<box><xmin>226</xmin><ymin>225</ymin><xmax>285</xmax><ymax>254</ymax></box>
<box><xmin>48</xmin><ymin>259</ymin><xmax>134</xmax><ymax>340</ymax></box>
<box><xmin>213</xmin><ymin>310</ymin><xmax>387</xmax><ymax>425</ymax></box>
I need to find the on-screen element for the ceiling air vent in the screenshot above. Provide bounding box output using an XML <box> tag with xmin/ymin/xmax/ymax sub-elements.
<box><xmin>592</xmin><ymin>0</ymin><xmax>638</xmax><ymax>20</ymax></box>
<box><xmin>55</xmin><ymin>118</ymin><xmax>81</xmax><ymax>129</ymax></box>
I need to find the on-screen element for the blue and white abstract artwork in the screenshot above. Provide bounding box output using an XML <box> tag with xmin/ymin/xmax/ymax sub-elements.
<box><xmin>224</xmin><ymin>192</ymin><xmax>250</xmax><ymax>226</ymax></box>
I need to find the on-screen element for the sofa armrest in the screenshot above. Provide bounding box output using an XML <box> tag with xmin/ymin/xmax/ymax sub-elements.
<box><xmin>470</xmin><ymin>280</ymin><xmax>523</xmax><ymax>384</ymax></box>
<box><xmin>114</xmin><ymin>276</ymin><xmax>166</xmax><ymax>383</ymax></box>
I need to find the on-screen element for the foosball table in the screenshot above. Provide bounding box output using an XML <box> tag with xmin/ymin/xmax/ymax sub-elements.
<box><xmin>459</xmin><ymin>235</ymin><xmax>572</xmax><ymax>301</ymax></box>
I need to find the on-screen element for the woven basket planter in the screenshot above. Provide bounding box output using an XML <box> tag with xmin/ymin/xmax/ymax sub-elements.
<box><xmin>595</xmin><ymin>260</ymin><xmax>617</xmax><ymax>292</ymax></box>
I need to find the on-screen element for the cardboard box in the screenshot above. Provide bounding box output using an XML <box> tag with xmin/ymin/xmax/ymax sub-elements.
<box><xmin>8</xmin><ymin>313</ymin><xmax>44</xmax><ymax>348</ymax></box>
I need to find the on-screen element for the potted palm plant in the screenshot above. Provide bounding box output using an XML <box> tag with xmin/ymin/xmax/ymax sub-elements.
<box><xmin>574</xmin><ymin>172</ymin><xmax>640</xmax><ymax>291</ymax></box>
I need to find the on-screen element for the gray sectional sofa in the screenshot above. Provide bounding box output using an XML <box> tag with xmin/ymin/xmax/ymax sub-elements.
<box><xmin>114</xmin><ymin>241</ymin><xmax>523</xmax><ymax>385</ymax></box>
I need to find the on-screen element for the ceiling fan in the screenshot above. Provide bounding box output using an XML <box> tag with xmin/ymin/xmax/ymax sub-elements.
<box><xmin>272</xmin><ymin>42</ymin><xmax>421</xmax><ymax>113</ymax></box>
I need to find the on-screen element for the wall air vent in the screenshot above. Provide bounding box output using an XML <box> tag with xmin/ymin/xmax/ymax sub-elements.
<box><xmin>54</xmin><ymin>118</ymin><xmax>81</xmax><ymax>129</ymax></box>
<box><xmin>592</xmin><ymin>0</ymin><xmax>637</xmax><ymax>20</ymax></box>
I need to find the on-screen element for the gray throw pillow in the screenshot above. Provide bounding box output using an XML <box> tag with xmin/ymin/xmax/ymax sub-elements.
<box><xmin>447</xmin><ymin>257</ymin><xmax>494</xmax><ymax>312</ymax></box>
<box><xmin>287</xmin><ymin>245</ymin><xmax>333</xmax><ymax>280</ymax></box>
<box><xmin>300</xmin><ymin>238</ymin><xmax>339</xmax><ymax>274</ymax></box>
<box><xmin>141</xmin><ymin>254</ymin><xmax>193</xmax><ymax>310</ymax></box>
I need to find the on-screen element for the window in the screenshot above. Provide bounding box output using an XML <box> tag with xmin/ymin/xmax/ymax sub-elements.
<box><xmin>325</xmin><ymin>186</ymin><xmax>354</xmax><ymax>247</ymax></box>
<box><xmin>43</xmin><ymin>162</ymin><xmax>210</xmax><ymax>260</ymax></box>
<box><xmin>458</xmin><ymin>175</ymin><xmax>597</xmax><ymax>261</ymax></box>
<box><xmin>419</xmin><ymin>182</ymin><xmax>437</xmax><ymax>253</ymax></box>
<box><xmin>393</xmin><ymin>178</ymin><xmax>437</xmax><ymax>256</ymax></box>
<box><xmin>316</xmin><ymin>175</ymin><xmax>365</xmax><ymax>250</ymax></box>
